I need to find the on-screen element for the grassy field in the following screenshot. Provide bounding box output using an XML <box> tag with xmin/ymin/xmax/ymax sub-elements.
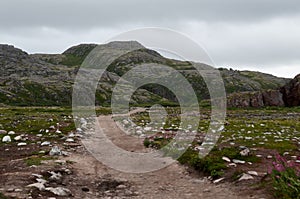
<box><xmin>0</xmin><ymin>106</ymin><xmax>300</xmax><ymax>198</ymax></box>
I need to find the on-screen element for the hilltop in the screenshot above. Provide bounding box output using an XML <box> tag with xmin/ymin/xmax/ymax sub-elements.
<box><xmin>0</xmin><ymin>42</ymin><xmax>291</xmax><ymax>106</ymax></box>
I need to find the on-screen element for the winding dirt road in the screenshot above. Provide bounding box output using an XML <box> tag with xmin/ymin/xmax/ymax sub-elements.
<box><xmin>64</xmin><ymin>109</ymin><xmax>265</xmax><ymax>198</ymax></box>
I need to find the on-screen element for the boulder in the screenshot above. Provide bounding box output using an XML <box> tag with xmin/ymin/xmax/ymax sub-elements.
<box><xmin>262</xmin><ymin>90</ymin><xmax>284</xmax><ymax>106</ymax></box>
<box><xmin>280</xmin><ymin>74</ymin><xmax>300</xmax><ymax>107</ymax></box>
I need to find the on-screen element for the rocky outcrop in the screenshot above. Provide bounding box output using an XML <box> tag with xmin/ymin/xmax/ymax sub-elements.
<box><xmin>0</xmin><ymin>42</ymin><xmax>293</xmax><ymax>106</ymax></box>
<box><xmin>228</xmin><ymin>74</ymin><xmax>300</xmax><ymax>108</ymax></box>
<box><xmin>227</xmin><ymin>90</ymin><xmax>285</xmax><ymax>108</ymax></box>
<box><xmin>262</xmin><ymin>90</ymin><xmax>285</xmax><ymax>107</ymax></box>
<box><xmin>281</xmin><ymin>74</ymin><xmax>300</xmax><ymax>107</ymax></box>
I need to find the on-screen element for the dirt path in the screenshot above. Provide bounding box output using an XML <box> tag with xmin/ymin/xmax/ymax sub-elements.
<box><xmin>62</xmin><ymin>110</ymin><xmax>263</xmax><ymax>199</ymax></box>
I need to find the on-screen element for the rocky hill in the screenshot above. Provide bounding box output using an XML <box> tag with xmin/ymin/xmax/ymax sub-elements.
<box><xmin>0</xmin><ymin>42</ymin><xmax>292</xmax><ymax>106</ymax></box>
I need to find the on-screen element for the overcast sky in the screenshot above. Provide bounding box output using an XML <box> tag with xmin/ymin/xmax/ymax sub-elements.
<box><xmin>0</xmin><ymin>0</ymin><xmax>299</xmax><ymax>78</ymax></box>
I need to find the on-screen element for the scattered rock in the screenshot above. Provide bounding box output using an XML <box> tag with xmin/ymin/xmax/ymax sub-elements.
<box><xmin>232</xmin><ymin>159</ymin><xmax>246</xmax><ymax>164</ymax></box>
<box><xmin>116</xmin><ymin>184</ymin><xmax>127</xmax><ymax>189</ymax></box>
<box><xmin>17</xmin><ymin>142</ymin><xmax>27</xmax><ymax>146</ymax></box>
<box><xmin>240</xmin><ymin>148</ymin><xmax>250</xmax><ymax>156</ymax></box>
<box><xmin>238</xmin><ymin>173</ymin><xmax>254</xmax><ymax>181</ymax></box>
<box><xmin>27</xmin><ymin>181</ymin><xmax>46</xmax><ymax>191</ymax></box>
<box><xmin>8</xmin><ymin>131</ymin><xmax>15</xmax><ymax>135</ymax></box>
<box><xmin>0</xmin><ymin>130</ymin><xmax>7</xmax><ymax>134</ymax></box>
<box><xmin>45</xmin><ymin>187</ymin><xmax>71</xmax><ymax>196</ymax></box>
<box><xmin>247</xmin><ymin>171</ymin><xmax>258</xmax><ymax>176</ymax></box>
<box><xmin>228</xmin><ymin>163</ymin><xmax>237</xmax><ymax>167</ymax></box>
<box><xmin>49</xmin><ymin>146</ymin><xmax>62</xmax><ymax>156</ymax></box>
<box><xmin>213</xmin><ymin>178</ymin><xmax>225</xmax><ymax>184</ymax></box>
<box><xmin>14</xmin><ymin>135</ymin><xmax>22</xmax><ymax>141</ymax></box>
<box><xmin>65</xmin><ymin>138</ymin><xmax>75</xmax><ymax>142</ymax></box>
<box><xmin>48</xmin><ymin>171</ymin><xmax>62</xmax><ymax>182</ymax></box>
<box><xmin>41</xmin><ymin>141</ymin><xmax>51</xmax><ymax>146</ymax></box>
<box><xmin>2</xmin><ymin>135</ymin><xmax>11</xmax><ymax>143</ymax></box>
<box><xmin>222</xmin><ymin>156</ymin><xmax>231</xmax><ymax>162</ymax></box>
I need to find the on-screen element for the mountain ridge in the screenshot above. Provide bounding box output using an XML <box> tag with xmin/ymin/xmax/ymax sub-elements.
<box><xmin>0</xmin><ymin>42</ymin><xmax>292</xmax><ymax>106</ymax></box>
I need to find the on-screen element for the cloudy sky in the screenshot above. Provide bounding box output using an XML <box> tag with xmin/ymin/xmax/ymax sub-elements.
<box><xmin>1</xmin><ymin>0</ymin><xmax>299</xmax><ymax>78</ymax></box>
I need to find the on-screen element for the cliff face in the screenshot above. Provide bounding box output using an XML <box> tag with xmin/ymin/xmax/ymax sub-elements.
<box><xmin>227</xmin><ymin>90</ymin><xmax>284</xmax><ymax>108</ymax></box>
<box><xmin>227</xmin><ymin>74</ymin><xmax>300</xmax><ymax>108</ymax></box>
<box><xmin>281</xmin><ymin>74</ymin><xmax>300</xmax><ymax>107</ymax></box>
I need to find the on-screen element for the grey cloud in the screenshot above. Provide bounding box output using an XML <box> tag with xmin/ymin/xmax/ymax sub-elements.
<box><xmin>1</xmin><ymin>0</ymin><xmax>300</xmax><ymax>29</ymax></box>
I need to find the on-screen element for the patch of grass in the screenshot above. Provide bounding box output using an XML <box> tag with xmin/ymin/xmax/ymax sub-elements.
<box><xmin>0</xmin><ymin>192</ymin><xmax>8</xmax><ymax>199</ymax></box>
<box><xmin>25</xmin><ymin>156</ymin><xmax>54</xmax><ymax>166</ymax></box>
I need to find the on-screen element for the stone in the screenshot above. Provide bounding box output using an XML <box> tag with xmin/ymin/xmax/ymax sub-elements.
<box><xmin>41</xmin><ymin>141</ymin><xmax>51</xmax><ymax>146</ymax></box>
<box><xmin>45</xmin><ymin>187</ymin><xmax>71</xmax><ymax>196</ymax></box>
<box><xmin>14</xmin><ymin>135</ymin><xmax>22</xmax><ymax>141</ymax></box>
<box><xmin>233</xmin><ymin>159</ymin><xmax>246</xmax><ymax>164</ymax></box>
<box><xmin>238</xmin><ymin>173</ymin><xmax>254</xmax><ymax>181</ymax></box>
<box><xmin>8</xmin><ymin>131</ymin><xmax>15</xmax><ymax>135</ymax></box>
<box><xmin>213</xmin><ymin>178</ymin><xmax>225</xmax><ymax>184</ymax></box>
<box><xmin>49</xmin><ymin>146</ymin><xmax>62</xmax><ymax>156</ymax></box>
<box><xmin>116</xmin><ymin>184</ymin><xmax>127</xmax><ymax>189</ymax></box>
<box><xmin>228</xmin><ymin>163</ymin><xmax>237</xmax><ymax>167</ymax></box>
<box><xmin>48</xmin><ymin>171</ymin><xmax>62</xmax><ymax>182</ymax></box>
<box><xmin>0</xmin><ymin>130</ymin><xmax>7</xmax><ymax>134</ymax></box>
<box><xmin>222</xmin><ymin>156</ymin><xmax>231</xmax><ymax>162</ymax></box>
<box><xmin>262</xmin><ymin>90</ymin><xmax>285</xmax><ymax>107</ymax></box>
<box><xmin>2</xmin><ymin>135</ymin><xmax>11</xmax><ymax>143</ymax></box>
<box><xmin>240</xmin><ymin>148</ymin><xmax>250</xmax><ymax>156</ymax></box>
<box><xmin>27</xmin><ymin>182</ymin><xmax>46</xmax><ymax>191</ymax></box>
<box><xmin>247</xmin><ymin>171</ymin><xmax>258</xmax><ymax>176</ymax></box>
<box><xmin>17</xmin><ymin>142</ymin><xmax>27</xmax><ymax>146</ymax></box>
<box><xmin>65</xmin><ymin>138</ymin><xmax>75</xmax><ymax>142</ymax></box>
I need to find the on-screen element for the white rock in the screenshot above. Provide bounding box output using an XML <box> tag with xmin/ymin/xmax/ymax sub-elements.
<box><xmin>247</xmin><ymin>171</ymin><xmax>258</xmax><ymax>176</ymax></box>
<box><xmin>14</xmin><ymin>135</ymin><xmax>22</xmax><ymax>141</ymax></box>
<box><xmin>2</xmin><ymin>135</ymin><xmax>11</xmax><ymax>143</ymax></box>
<box><xmin>49</xmin><ymin>146</ymin><xmax>62</xmax><ymax>156</ymax></box>
<box><xmin>116</xmin><ymin>184</ymin><xmax>127</xmax><ymax>189</ymax></box>
<box><xmin>144</xmin><ymin>127</ymin><xmax>152</xmax><ymax>131</ymax></box>
<box><xmin>17</xmin><ymin>142</ymin><xmax>27</xmax><ymax>146</ymax></box>
<box><xmin>240</xmin><ymin>148</ymin><xmax>250</xmax><ymax>156</ymax></box>
<box><xmin>0</xmin><ymin>130</ymin><xmax>7</xmax><ymax>134</ymax></box>
<box><xmin>45</xmin><ymin>187</ymin><xmax>71</xmax><ymax>196</ymax></box>
<box><xmin>267</xmin><ymin>155</ymin><xmax>273</xmax><ymax>159</ymax></box>
<box><xmin>222</xmin><ymin>156</ymin><xmax>231</xmax><ymax>162</ymax></box>
<box><xmin>283</xmin><ymin>152</ymin><xmax>289</xmax><ymax>156</ymax></box>
<box><xmin>8</xmin><ymin>131</ymin><xmax>15</xmax><ymax>135</ymax></box>
<box><xmin>213</xmin><ymin>178</ymin><xmax>225</xmax><ymax>184</ymax></box>
<box><xmin>65</xmin><ymin>138</ymin><xmax>75</xmax><ymax>142</ymax></box>
<box><xmin>49</xmin><ymin>125</ymin><xmax>56</xmax><ymax>130</ymax></box>
<box><xmin>41</xmin><ymin>141</ymin><xmax>51</xmax><ymax>146</ymax></box>
<box><xmin>228</xmin><ymin>163</ymin><xmax>237</xmax><ymax>167</ymax></box>
<box><xmin>238</xmin><ymin>173</ymin><xmax>254</xmax><ymax>181</ymax></box>
<box><xmin>55</xmin><ymin>129</ymin><xmax>62</xmax><ymax>134</ymax></box>
<box><xmin>32</xmin><ymin>174</ymin><xmax>43</xmax><ymax>178</ymax></box>
<box><xmin>48</xmin><ymin>171</ymin><xmax>62</xmax><ymax>182</ymax></box>
<box><xmin>27</xmin><ymin>182</ymin><xmax>45</xmax><ymax>191</ymax></box>
<box><xmin>233</xmin><ymin>159</ymin><xmax>246</xmax><ymax>164</ymax></box>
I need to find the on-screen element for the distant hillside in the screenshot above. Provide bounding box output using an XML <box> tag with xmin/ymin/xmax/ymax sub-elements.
<box><xmin>0</xmin><ymin>42</ymin><xmax>291</xmax><ymax>106</ymax></box>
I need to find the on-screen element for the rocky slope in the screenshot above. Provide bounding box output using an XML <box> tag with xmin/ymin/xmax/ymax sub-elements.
<box><xmin>227</xmin><ymin>74</ymin><xmax>300</xmax><ymax>108</ymax></box>
<box><xmin>0</xmin><ymin>42</ymin><xmax>291</xmax><ymax>106</ymax></box>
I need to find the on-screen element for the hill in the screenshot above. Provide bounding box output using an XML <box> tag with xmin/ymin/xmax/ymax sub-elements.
<box><xmin>0</xmin><ymin>42</ymin><xmax>291</xmax><ymax>106</ymax></box>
